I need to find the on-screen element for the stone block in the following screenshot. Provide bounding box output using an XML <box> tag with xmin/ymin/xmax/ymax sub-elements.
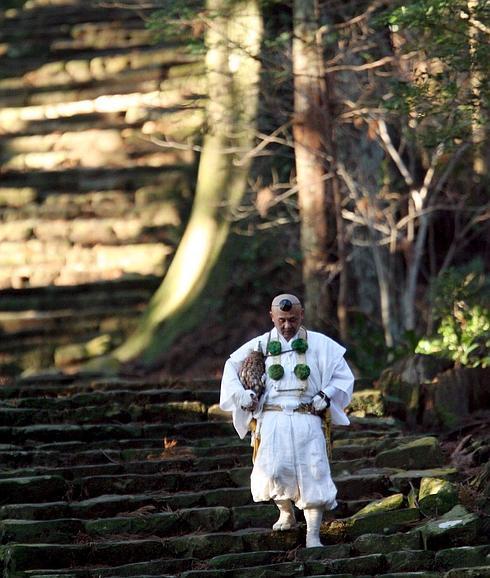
<box><xmin>0</xmin><ymin>475</ymin><xmax>67</xmax><ymax>505</ymax></box>
<box><xmin>353</xmin><ymin>531</ymin><xmax>422</xmax><ymax>555</ymax></box>
<box><xmin>0</xmin><ymin>518</ymin><xmax>83</xmax><ymax>544</ymax></box>
<box><xmin>319</xmin><ymin>553</ymin><xmax>387</xmax><ymax>575</ymax></box>
<box><xmin>208</xmin><ymin>549</ymin><xmax>285</xmax><ymax>569</ymax></box>
<box><xmin>348</xmin><ymin>389</ymin><xmax>385</xmax><ymax>417</ymax></box>
<box><xmin>436</xmin><ymin>545</ymin><xmax>490</xmax><ymax>570</ymax></box>
<box><xmin>420</xmin><ymin>505</ymin><xmax>481</xmax><ymax>549</ymax></box>
<box><xmin>352</xmin><ymin>493</ymin><xmax>405</xmax><ymax>518</ymax></box>
<box><xmin>386</xmin><ymin>549</ymin><xmax>435</xmax><ymax>572</ymax></box>
<box><xmin>375</xmin><ymin>436</ymin><xmax>444</xmax><ymax>470</ymax></box>
<box><xmin>444</xmin><ymin>567</ymin><xmax>490</xmax><ymax>577</ymax></box>
<box><xmin>418</xmin><ymin>477</ymin><xmax>459</xmax><ymax>516</ymax></box>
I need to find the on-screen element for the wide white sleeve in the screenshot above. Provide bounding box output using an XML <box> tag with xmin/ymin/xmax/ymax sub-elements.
<box><xmin>319</xmin><ymin>343</ymin><xmax>355</xmax><ymax>426</ymax></box>
<box><xmin>220</xmin><ymin>339</ymin><xmax>257</xmax><ymax>439</ymax></box>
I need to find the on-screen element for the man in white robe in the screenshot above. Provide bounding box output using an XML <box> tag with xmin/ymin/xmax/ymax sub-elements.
<box><xmin>220</xmin><ymin>293</ymin><xmax>354</xmax><ymax>548</ymax></box>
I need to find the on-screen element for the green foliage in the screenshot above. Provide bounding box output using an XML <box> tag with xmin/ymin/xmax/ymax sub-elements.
<box><xmin>347</xmin><ymin>313</ymin><xmax>392</xmax><ymax>379</ymax></box>
<box><xmin>377</xmin><ymin>0</ymin><xmax>490</xmax><ymax>147</ymax></box>
<box><xmin>146</xmin><ymin>0</ymin><xmax>205</xmax><ymax>53</ymax></box>
<box><xmin>416</xmin><ymin>261</ymin><xmax>490</xmax><ymax>367</ymax></box>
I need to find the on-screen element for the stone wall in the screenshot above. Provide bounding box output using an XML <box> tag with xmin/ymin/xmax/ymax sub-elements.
<box><xmin>0</xmin><ymin>0</ymin><xmax>206</xmax><ymax>373</ymax></box>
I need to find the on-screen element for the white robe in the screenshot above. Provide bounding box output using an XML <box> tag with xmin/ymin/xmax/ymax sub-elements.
<box><xmin>220</xmin><ymin>328</ymin><xmax>354</xmax><ymax>510</ymax></box>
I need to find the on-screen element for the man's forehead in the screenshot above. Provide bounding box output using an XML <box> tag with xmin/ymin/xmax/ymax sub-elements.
<box><xmin>271</xmin><ymin>294</ymin><xmax>302</xmax><ymax>311</ymax></box>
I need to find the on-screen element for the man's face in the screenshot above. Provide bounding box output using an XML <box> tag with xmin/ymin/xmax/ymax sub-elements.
<box><xmin>270</xmin><ymin>304</ymin><xmax>304</xmax><ymax>341</ymax></box>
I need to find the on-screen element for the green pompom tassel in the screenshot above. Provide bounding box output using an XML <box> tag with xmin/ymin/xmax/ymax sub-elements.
<box><xmin>291</xmin><ymin>338</ymin><xmax>308</xmax><ymax>353</ymax></box>
<box><xmin>268</xmin><ymin>364</ymin><xmax>285</xmax><ymax>380</ymax></box>
<box><xmin>294</xmin><ymin>363</ymin><xmax>310</xmax><ymax>380</ymax></box>
<box><xmin>267</xmin><ymin>340</ymin><xmax>282</xmax><ymax>356</ymax></box>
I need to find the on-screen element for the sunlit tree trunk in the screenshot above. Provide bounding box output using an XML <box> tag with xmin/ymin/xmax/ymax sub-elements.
<box><xmin>104</xmin><ymin>0</ymin><xmax>263</xmax><ymax>367</ymax></box>
<box><xmin>292</xmin><ymin>0</ymin><xmax>336</xmax><ymax>330</ymax></box>
<box><xmin>467</xmin><ymin>0</ymin><xmax>487</xmax><ymax>176</ymax></box>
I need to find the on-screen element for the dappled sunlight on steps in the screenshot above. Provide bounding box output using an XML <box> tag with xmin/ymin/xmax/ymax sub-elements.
<box><xmin>0</xmin><ymin>374</ymin><xmax>489</xmax><ymax>577</ymax></box>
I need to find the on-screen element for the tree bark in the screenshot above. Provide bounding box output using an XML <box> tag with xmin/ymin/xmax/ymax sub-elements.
<box><xmin>100</xmin><ymin>0</ymin><xmax>263</xmax><ymax>368</ymax></box>
<box><xmin>292</xmin><ymin>0</ymin><xmax>335</xmax><ymax>329</ymax></box>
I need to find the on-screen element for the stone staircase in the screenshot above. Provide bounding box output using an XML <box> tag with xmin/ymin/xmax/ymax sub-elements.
<box><xmin>1</xmin><ymin>376</ymin><xmax>488</xmax><ymax>577</ymax></box>
<box><xmin>0</xmin><ymin>0</ymin><xmax>207</xmax><ymax>374</ymax></box>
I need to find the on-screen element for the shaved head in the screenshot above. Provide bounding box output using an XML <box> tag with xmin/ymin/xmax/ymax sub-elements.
<box><xmin>270</xmin><ymin>294</ymin><xmax>304</xmax><ymax>341</ymax></box>
<box><xmin>271</xmin><ymin>294</ymin><xmax>302</xmax><ymax>310</ymax></box>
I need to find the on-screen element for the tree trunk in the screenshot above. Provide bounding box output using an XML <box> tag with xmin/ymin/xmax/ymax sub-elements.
<box><xmin>99</xmin><ymin>0</ymin><xmax>263</xmax><ymax>368</ymax></box>
<box><xmin>292</xmin><ymin>0</ymin><xmax>335</xmax><ymax>329</ymax></box>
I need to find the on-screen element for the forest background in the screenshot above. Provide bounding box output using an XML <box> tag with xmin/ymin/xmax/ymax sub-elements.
<box><xmin>115</xmin><ymin>0</ymin><xmax>490</xmax><ymax>379</ymax></box>
<box><xmin>0</xmin><ymin>0</ymin><xmax>489</xmax><ymax>381</ymax></box>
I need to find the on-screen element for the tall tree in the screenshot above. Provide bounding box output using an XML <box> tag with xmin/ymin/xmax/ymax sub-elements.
<box><xmin>95</xmin><ymin>0</ymin><xmax>263</xmax><ymax>369</ymax></box>
<box><xmin>292</xmin><ymin>0</ymin><xmax>338</xmax><ymax>331</ymax></box>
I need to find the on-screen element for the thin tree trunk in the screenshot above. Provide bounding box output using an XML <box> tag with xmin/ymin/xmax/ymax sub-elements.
<box><xmin>292</xmin><ymin>0</ymin><xmax>334</xmax><ymax>329</ymax></box>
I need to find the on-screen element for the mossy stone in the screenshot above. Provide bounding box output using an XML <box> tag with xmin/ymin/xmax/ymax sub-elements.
<box><xmin>353</xmin><ymin>531</ymin><xmax>421</xmax><ymax>555</ymax></box>
<box><xmin>352</xmin><ymin>493</ymin><xmax>405</xmax><ymax>519</ymax></box>
<box><xmin>376</xmin><ymin>436</ymin><xmax>444</xmax><ymax>470</ymax></box>
<box><xmin>418</xmin><ymin>477</ymin><xmax>459</xmax><ymax>516</ymax></box>
<box><xmin>435</xmin><ymin>545</ymin><xmax>490</xmax><ymax>570</ymax></box>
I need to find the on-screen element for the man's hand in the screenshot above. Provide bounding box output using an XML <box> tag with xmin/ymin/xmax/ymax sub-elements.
<box><xmin>238</xmin><ymin>389</ymin><xmax>259</xmax><ymax>412</ymax></box>
<box><xmin>312</xmin><ymin>391</ymin><xmax>330</xmax><ymax>412</ymax></box>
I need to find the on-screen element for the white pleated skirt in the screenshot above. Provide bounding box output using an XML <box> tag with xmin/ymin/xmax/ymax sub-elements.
<box><xmin>250</xmin><ymin>410</ymin><xmax>338</xmax><ymax>510</ymax></box>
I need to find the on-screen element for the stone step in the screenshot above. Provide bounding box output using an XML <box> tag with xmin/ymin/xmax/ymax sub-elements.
<box><xmin>0</xmin><ymin>400</ymin><xmax>210</xmax><ymax>426</ymax></box>
<box><xmin>0</xmin><ymin>504</ymin><xmax>280</xmax><ymax>544</ymax></box>
<box><xmin>0</xmin><ymin>386</ymin><xmax>216</xmax><ymax>408</ymax></box>
<box><xmin>0</xmin><ymin>492</ymin><xmax>368</xmax><ymax>524</ymax></box>
<box><xmin>0</xmin><ymin>166</ymin><xmax>189</xmax><ymax>194</ymax></box>
<box><xmin>0</xmin><ymin>452</ymin><xmax>252</xmax><ymax>481</ymax></box>
<box><xmin>0</xmin><ymin>75</ymin><xmax>206</xmax><ymax>130</ymax></box>
<box><xmin>0</xmin><ymin>381</ymin><xmax>202</xmax><ymax>400</ymax></box>
<box><xmin>0</xmin><ymin>4</ymin><xmax>158</xmax><ymax>33</ymax></box>
<box><xmin>0</xmin><ymin>307</ymin><xmax>143</xmax><ymax>339</ymax></box>
<box><xmin>0</xmin><ymin>465</ymin><xmax>399</xmax><ymax>506</ymax></box>
<box><xmin>0</xmin><ymin>421</ymin><xmax>237</xmax><ymax>445</ymax></box>
<box><xmin>1</xmin><ymin>527</ymin><xmax>301</xmax><ymax>574</ymax></box>
<box><xmin>0</xmin><ymin>278</ymin><xmax>158</xmax><ymax>311</ymax></box>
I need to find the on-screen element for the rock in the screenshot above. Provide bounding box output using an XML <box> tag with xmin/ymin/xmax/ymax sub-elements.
<box><xmin>390</xmin><ymin>468</ymin><xmax>460</xmax><ymax>492</ymax></box>
<box><xmin>375</xmin><ymin>436</ymin><xmax>444</xmax><ymax>469</ymax></box>
<box><xmin>323</xmin><ymin>508</ymin><xmax>420</xmax><ymax>541</ymax></box>
<box><xmin>418</xmin><ymin>477</ymin><xmax>459</xmax><ymax>516</ymax></box>
<box><xmin>313</xmin><ymin>553</ymin><xmax>387</xmax><ymax>575</ymax></box>
<box><xmin>376</xmin><ymin>354</ymin><xmax>452</xmax><ymax>424</ymax></box>
<box><xmin>435</xmin><ymin>545</ymin><xmax>490</xmax><ymax>570</ymax></box>
<box><xmin>208</xmin><ymin>550</ymin><xmax>285</xmax><ymax>569</ymax></box>
<box><xmin>353</xmin><ymin>531</ymin><xmax>421</xmax><ymax>554</ymax></box>
<box><xmin>423</xmin><ymin>367</ymin><xmax>490</xmax><ymax>428</ymax></box>
<box><xmin>420</xmin><ymin>505</ymin><xmax>481</xmax><ymax>549</ymax></box>
<box><xmin>444</xmin><ymin>567</ymin><xmax>490</xmax><ymax>577</ymax></box>
<box><xmin>386</xmin><ymin>549</ymin><xmax>435</xmax><ymax>572</ymax></box>
<box><xmin>348</xmin><ymin>389</ymin><xmax>385</xmax><ymax>417</ymax></box>
<box><xmin>352</xmin><ymin>493</ymin><xmax>405</xmax><ymax>518</ymax></box>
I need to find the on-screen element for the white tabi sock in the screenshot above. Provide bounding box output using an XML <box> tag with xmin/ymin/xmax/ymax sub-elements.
<box><xmin>272</xmin><ymin>499</ymin><xmax>296</xmax><ymax>531</ymax></box>
<box><xmin>304</xmin><ymin>507</ymin><xmax>324</xmax><ymax>548</ymax></box>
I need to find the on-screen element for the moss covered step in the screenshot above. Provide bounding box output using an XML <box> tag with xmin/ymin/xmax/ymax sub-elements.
<box><xmin>0</xmin><ymin>504</ymin><xmax>277</xmax><ymax>544</ymax></box>
<box><xmin>0</xmin><ymin>421</ymin><xmax>236</xmax><ymax>444</ymax></box>
<box><xmin>0</xmin><ymin>487</ymin><xmax>255</xmax><ymax>522</ymax></box>
<box><xmin>0</xmin><ymin>387</ymin><xmax>213</xmax><ymax>408</ymax></box>
<box><xmin>0</xmin><ymin>279</ymin><xmax>158</xmax><ymax>312</ymax></box>
<box><xmin>0</xmin><ymin>451</ymin><xmax>253</xmax><ymax>481</ymax></box>
<box><xmin>1</xmin><ymin>528</ymin><xmax>301</xmax><ymax>575</ymax></box>
<box><xmin>0</xmin><ymin>437</ymin><xmax>248</xmax><ymax>468</ymax></box>
<box><xmin>0</xmin><ymin>400</ymin><xmax>210</xmax><ymax>426</ymax></box>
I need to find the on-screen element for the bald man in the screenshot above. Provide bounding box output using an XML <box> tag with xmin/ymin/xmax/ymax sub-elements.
<box><xmin>220</xmin><ymin>294</ymin><xmax>354</xmax><ymax>548</ymax></box>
